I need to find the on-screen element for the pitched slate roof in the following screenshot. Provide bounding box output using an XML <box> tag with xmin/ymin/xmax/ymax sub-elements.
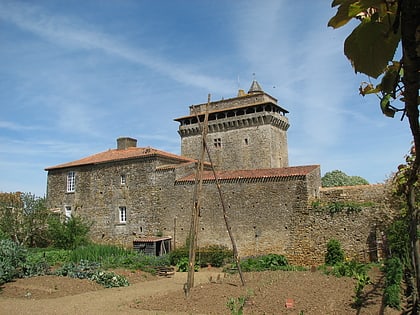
<box><xmin>176</xmin><ymin>165</ymin><xmax>320</xmax><ymax>183</ymax></box>
<box><xmin>45</xmin><ymin>147</ymin><xmax>196</xmax><ymax>171</ymax></box>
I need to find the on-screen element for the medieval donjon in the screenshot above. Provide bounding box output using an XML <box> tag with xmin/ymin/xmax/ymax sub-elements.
<box><xmin>45</xmin><ymin>81</ymin><xmax>391</xmax><ymax>265</ymax></box>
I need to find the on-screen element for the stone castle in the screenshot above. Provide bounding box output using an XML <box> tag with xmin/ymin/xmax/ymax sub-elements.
<box><xmin>45</xmin><ymin>81</ymin><xmax>393</xmax><ymax>265</ymax></box>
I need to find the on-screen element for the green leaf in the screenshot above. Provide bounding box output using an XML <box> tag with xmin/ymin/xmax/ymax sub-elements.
<box><xmin>380</xmin><ymin>94</ymin><xmax>396</xmax><ymax>117</ymax></box>
<box><xmin>344</xmin><ymin>21</ymin><xmax>400</xmax><ymax>78</ymax></box>
<box><xmin>328</xmin><ymin>0</ymin><xmax>355</xmax><ymax>29</ymax></box>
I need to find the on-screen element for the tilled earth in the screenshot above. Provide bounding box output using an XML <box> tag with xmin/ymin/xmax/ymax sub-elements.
<box><xmin>0</xmin><ymin>267</ymin><xmax>402</xmax><ymax>314</ymax></box>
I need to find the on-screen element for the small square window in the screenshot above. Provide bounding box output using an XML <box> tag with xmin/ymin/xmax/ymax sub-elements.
<box><xmin>214</xmin><ymin>138</ymin><xmax>222</xmax><ymax>148</ymax></box>
<box><xmin>120</xmin><ymin>174</ymin><xmax>126</xmax><ymax>185</ymax></box>
<box><xmin>119</xmin><ymin>206</ymin><xmax>127</xmax><ymax>223</ymax></box>
<box><xmin>67</xmin><ymin>171</ymin><xmax>75</xmax><ymax>192</ymax></box>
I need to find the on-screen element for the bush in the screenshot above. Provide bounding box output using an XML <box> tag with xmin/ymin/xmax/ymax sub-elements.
<box><xmin>383</xmin><ymin>257</ymin><xmax>403</xmax><ymax>309</ymax></box>
<box><xmin>169</xmin><ymin>246</ymin><xmax>189</xmax><ymax>266</ymax></box>
<box><xmin>239</xmin><ymin>254</ymin><xmax>290</xmax><ymax>272</ymax></box>
<box><xmin>0</xmin><ymin>239</ymin><xmax>27</xmax><ymax>285</ymax></box>
<box><xmin>198</xmin><ymin>245</ymin><xmax>233</xmax><ymax>267</ymax></box>
<box><xmin>325</xmin><ymin>239</ymin><xmax>344</xmax><ymax>266</ymax></box>
<box><xmin>48</xmin><ymin>215</ymin><xmax>91</xmax><ymax>249</ymax></box>
<box><xmin>54</xmin><ymin>260</ymin><xmax>129</xmax><ymax>288</ymax></box>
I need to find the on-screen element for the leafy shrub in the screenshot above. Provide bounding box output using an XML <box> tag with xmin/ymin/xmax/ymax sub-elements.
<box><xmin>90</xmin><ymin>270</ymin><xmax>129</xmax><ymax>288</ymax></box>
<box><xmin>55</xmin><ymin>260</ymin><xmax>100</xmax><ymax>279</ymax></box>
<box><xmin>239</xmin><ymin>254</ymin><xmax>289</xmax><ymax>272</ymax></box>
<box><xmin>383</xmin><ymin>257</ymin><xmax>403</xmax><ymax>309</ymax></box>
<box><xmin>0</xmin><ymin>239</ymin><xmax>27</xmax><ymax>285</ymax></box>
<box><xmin>54</xmin><ymin>259</ymin><xmax>129</xmax><ymax>288</ymax></box>
<box><xmin>48</xmin><ymin>215</ymin><xmax>91</xmax><ymax>250</ymax></box>
<box><xmin>176</xmin><ymin>257</ymin><xmax>199</xmax><ymax>272</ymax></box>
<box><xmin>169</xmin><ymin>246</ymin><xmax>189</xmax><ymax>266</ymax></box>
<box><xmin>198</xmin><ymin>245</ymin><xmax>233</xmax><ymax>267</ymax></box>
<box><xmin>325</xmin><ymin>239</ymin><xmax>344</xmax><ymax>266</ymax></box>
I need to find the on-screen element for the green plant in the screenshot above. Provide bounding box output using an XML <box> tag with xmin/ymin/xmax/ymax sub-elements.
<box><xmin>325</xmin><ymin>239</ymin><xmax>344</xmax><ymax>266</ymax></box>
<box><xmin>90</xmin><ymin>270</ymin><xmax>129</xmax><ymax>288</ymax></box>
<box><xmin>383</xmin><ymin>257</ymin><xmax>403</xmax><ymax>309</ymax></box>
<box><xmin>353</xmin><ymin>271</ymin><xmax>371</xmax><ymax>307</ymax></box>
<box><xmin>198</xmin><ymin>245</ymin><xmax>233</xmax><ymax>267</ymax></box>
<box><xmin>176</xmin><ymin>257</ymin><xmax>199</xmax><ymax>272</ymax></box>
<box><xmin>0</xmin><ymin>239</ymin><xmax>27</xmax><ymax>285</ymax></box>
<box><xmin>226</xmin><ymin>295</ymin><xmax>247</xmax><ymax>315</ymax></box>
<box><xmin>54</xmin><ymin>259</ymin><xmax>129</xmax><ymax>288</ymax></box>
<box><xmin>169</xmin><ymin>246</ymin><xmax>189</xmax><ymax>266</ymax></box>
<box><xmin>48</xmin><ymin>215</ymin><xmax>91</xmax><ymax>249</ymax></box>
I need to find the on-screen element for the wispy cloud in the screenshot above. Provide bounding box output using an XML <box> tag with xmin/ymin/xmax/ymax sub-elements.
<box><xmin>0</xmin><ymin>0</ymin><xmax>233</xmax><ymax>94</ymax></box>
<box><xmin>0</xmin><ymin>120</ymin><xmax>42</xmax><ymax>131</ymax></box>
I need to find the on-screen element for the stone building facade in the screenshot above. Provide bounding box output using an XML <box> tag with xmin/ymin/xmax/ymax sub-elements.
<box><xmin>45</xmin><ymin>81</ymin><xmax>393</xmax><ymax>265</ymax></box>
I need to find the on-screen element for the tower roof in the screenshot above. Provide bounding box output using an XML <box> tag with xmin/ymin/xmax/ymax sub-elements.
<box><xmin>248</xmin><ymin>80</ymin><xmax>263</xmax><ymax>94</ymax></box>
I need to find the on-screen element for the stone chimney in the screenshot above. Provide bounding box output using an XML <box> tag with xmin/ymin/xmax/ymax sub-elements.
<box><xmin>117</xmin><ymin>137</ymin><xmax>137</xmax><ymax>150</ymax></box>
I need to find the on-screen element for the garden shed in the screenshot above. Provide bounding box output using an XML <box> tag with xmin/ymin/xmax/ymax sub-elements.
<box><xmin>133</xmin><ymin>236</ymin><xmax>172</xmax><ymax>256</ymax></box>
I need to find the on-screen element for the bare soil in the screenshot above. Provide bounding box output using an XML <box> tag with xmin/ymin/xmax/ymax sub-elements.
<box><xmin>0</xmin><ymin>267</ymin><xmax>401</xmax><ymax>314</ymax></box>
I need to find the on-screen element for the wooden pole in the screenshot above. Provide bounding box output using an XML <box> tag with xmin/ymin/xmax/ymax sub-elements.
<box><xmin>185</xmin><ymin>94</ymin><xmax>210</xmax><ymax>296</ymax></box>
<box><xmin>191</xmin><ymin>104</ymin><xmax>245</xmax><ymax>286</ymax></box>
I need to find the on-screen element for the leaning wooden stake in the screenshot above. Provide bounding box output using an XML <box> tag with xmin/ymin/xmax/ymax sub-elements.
<box><xmin>190</xmin><ymin>99</ymin><xmax>245</xmax><ymax>287</ymax></box>
<box><xmin>203</xmin><ymin>140</ymin><xmax>245</xmax><ymax>286</ymax></box>
<box><xmin>185</xmin><ymin>94</ymin><xmax>210</xmax><ymax>296</ymax></box>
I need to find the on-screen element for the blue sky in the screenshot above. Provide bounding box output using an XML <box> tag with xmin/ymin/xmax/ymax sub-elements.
<box><xmin>0</xmin><ymin>0</ymin><xmax>412</xmax><ymax>196</ymax></box>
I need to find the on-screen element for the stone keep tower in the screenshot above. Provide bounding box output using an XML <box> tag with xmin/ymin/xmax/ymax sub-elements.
<box><xmin>175</xmin><ymin>80</ymin><xmax>290</xmax><ymax>170</ymax></box>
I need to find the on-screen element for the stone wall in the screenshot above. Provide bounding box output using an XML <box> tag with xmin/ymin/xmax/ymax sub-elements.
<box><xmin>47</xmin><ymin>160</ymin><xmax>395</xmax><ymax>266</ymax></box>
<box><xmin>287</xmin><ymin>184</ymin><xmax>396</xmax><ymax>266</ymax></box>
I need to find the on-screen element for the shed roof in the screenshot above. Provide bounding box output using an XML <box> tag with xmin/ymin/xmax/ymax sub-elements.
<box><xmin>45</xmin><ymin>147</ymin><xmax>196</xmax><ymax>171</ymax></box>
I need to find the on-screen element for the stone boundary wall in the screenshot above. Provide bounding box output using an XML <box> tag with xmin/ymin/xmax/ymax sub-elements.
<box><xmin>288</xmin><ymin>184</ymin><xmax>396</xmax><ymax>266</ymax></box>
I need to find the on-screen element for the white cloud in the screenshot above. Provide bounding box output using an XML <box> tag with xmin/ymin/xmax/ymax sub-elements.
<box><xmin>0</xmin><ymin>0</ymin><xmax>233</xmax><ymax>94</ymax></box>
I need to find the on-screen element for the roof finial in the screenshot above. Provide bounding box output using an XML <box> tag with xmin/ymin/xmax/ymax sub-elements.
<box><xmin>248</xmin><ymin>74</ymin><xmax>263</xmax><ymax>94</ymax></box>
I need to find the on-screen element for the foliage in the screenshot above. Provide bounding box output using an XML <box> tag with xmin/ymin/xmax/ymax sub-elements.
<box><xmin>383</xmin><ymin>257</ymin><xmax>403</xmax><ymax>309</ymax></box>
<box><xmin>386</xmin><ymin>218</ymin><xmax>411</xmax><ymax>267</ymax></box>
<box><xmin>69</xmin><ymin>244</ymin><xmax>133</xmax><ymax>264</ymax></box>
<box><xmin>90</xmin><ymin>270</ymin><xmax>129</xmax><ymax>288</ymax></box>
<box><xmin>0</xmin><ymin>192</ymin><xmax>50</xmax><ymax>247</ymax></box>
<box><xmin>312</xmin><ymin>200</ymin><xmax>369</xmax><ymax>215</ymax></box>
<box><xmin>239</xmin><ymin>254</ymin><xmax>290</xmax><ymax>272</ymax></box>
<box><xmin>321</xmin><ymin>260</ymin><xmax>371</xmax><ymax>307</ymax></box>
<box><xmin>198</xmin><ymin>245</ymin><xmax>233</xmax><ymax>267</ymax></box>
<box><xmin>0</xmin><ymin>239</ymin><xmax>27</xmax><ymax>285</ymax></box>
<box><xmin>354</xmin><ymin>271</ymin><xmax>372</xmax><ymax>307</ymax></box>
<box><xmin>169</xmin><ymin>246</ymin><xmax>189</xmax><ymax>266</ymax></box>
<box><xmin>176</xmin><ymin>257</ymin><xmax>199</xmax><ymax>272</ymax></box>
<box><xmin>48</xmin><ymin>215</ymin><xmax>91</xmax><ymax>249</ymax></box>
<box><xmin>322</xmin><ymin>170</ymin><xmax>369</xmax><ymax>187</ymax></box>
<box><xmin>325</xmin><ymin>239</ymin><xmax>345</xmax><ymax>266</ymax></box>
<box><xmin>170</xmin><ymin>244</ymin><xmax>233</xmax><ymax>268</ymax></box>
<box><xmin>226</xmin><ymin>295</ymin><xmax>247</xmax><ymax>315</ymax></box>
<box><xmin>329</xmin><ymin>0</ymin><xmax>420</xmax><ymax>307</ymax></box>
<box><xmin>54</xmin><ymin>259</ymin><xmax>129</xmax><ymax>288</ymax></box>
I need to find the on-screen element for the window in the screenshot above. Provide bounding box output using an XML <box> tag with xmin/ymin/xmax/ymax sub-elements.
<box><xmin>120</xmin><ymin>174</ymin><xmax>126</xmax><ymax>185</ymax></box>
<box><xmin>244</xmin><ymin>138</ymin><xmax>249</xmax><ymax>145</ymax></box>
<box><xmin>67</xmin><ymin>171</ymin><xmax>75</xmax><ymax>192</ymax></box>
<box><xmin>214</xmin><ymin>138</ymin><xmax>222</xmax><ymax>148</ymax></box>
<box><xmin>119</xmin><ymin>206</ymin><xmax>127</xmax><ymax>223</ymax></box>
<box><xmin>65</xmin><ymin>206</ymin><xmax>72</xmax><ymax>221</ymax></box>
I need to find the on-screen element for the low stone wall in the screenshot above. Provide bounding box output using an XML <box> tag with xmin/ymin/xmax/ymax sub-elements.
<box><xmin>287</xmin><ymin>184</ymin><xmax>396</xmax><ymax>266</ymax></box>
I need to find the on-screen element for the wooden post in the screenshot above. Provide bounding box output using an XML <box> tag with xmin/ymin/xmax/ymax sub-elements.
<box><xmin>185</xmin><ymin>94</ymin><xmax>210</xmax><ymax>296</ymax></box>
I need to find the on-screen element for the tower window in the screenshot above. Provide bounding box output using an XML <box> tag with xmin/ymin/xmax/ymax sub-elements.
<box><xmin>214</xmin><ymin>138</ymin><xmax>222</xmax><ymax>148</ymax></box>
<box><xmin>244</xmin><ymin>138</ymin><xmax>249</xmax><ymax>145</ymax></box>
<box><xmin>120</xmin><ymin>174</ymin><xmax>126</xmax><ymax>185</ymax></box>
